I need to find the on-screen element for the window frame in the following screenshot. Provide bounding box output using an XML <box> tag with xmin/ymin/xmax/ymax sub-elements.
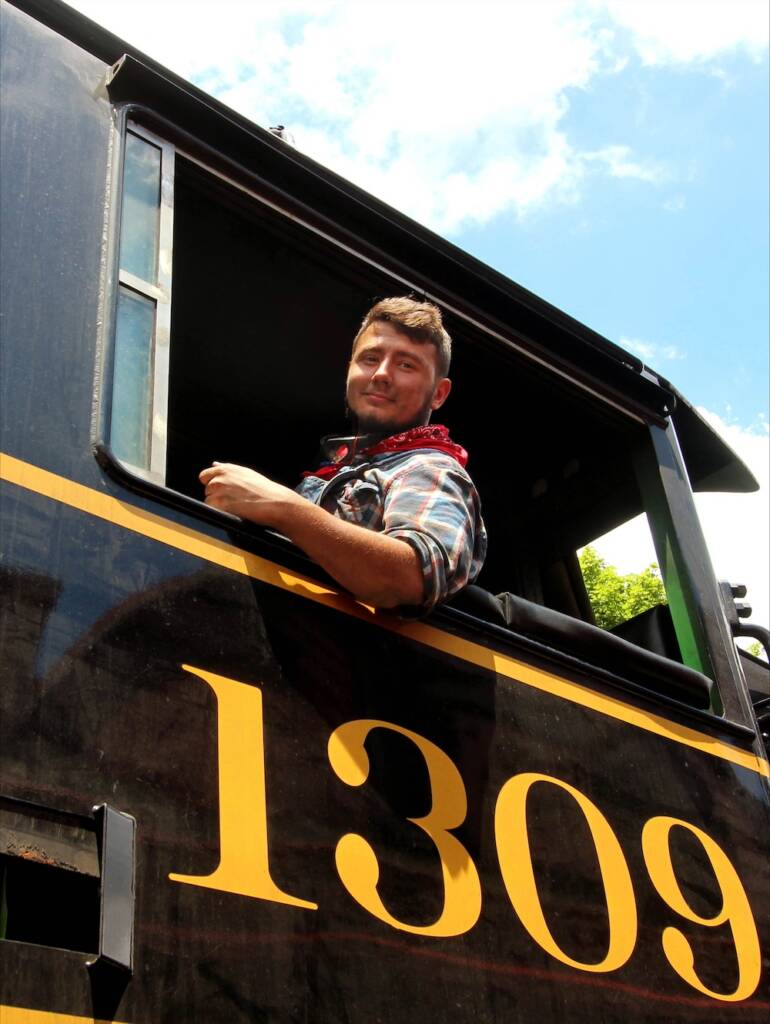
<box><xmin>100</xmin><ymin>109</ymin><xmax>751</xmax><ymax>727</ymax></box>
<box><xmin>112</xmin><ymin>120</ymin><xmax>175</xmax><ymax>484</ymax></box>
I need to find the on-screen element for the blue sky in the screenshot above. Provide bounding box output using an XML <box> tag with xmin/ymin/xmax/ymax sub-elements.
<box><xmin>66</xmin><ymin>0</ymin><xmax>769</xmax><ymax>626</ymax></box>
<box><xmin>465</xmin><ymin>50</ymin><xmax>769</xmax><ymax>425</ymax></box>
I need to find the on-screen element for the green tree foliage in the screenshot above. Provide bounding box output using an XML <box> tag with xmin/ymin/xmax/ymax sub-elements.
<box><xmin>579</xmin><ymin>546</ymin><xmax>667</xmax><ymax>630</ymax></box>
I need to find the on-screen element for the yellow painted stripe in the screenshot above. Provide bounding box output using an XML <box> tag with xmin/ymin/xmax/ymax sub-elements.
<box><xmin>0</xmin><ymin>1007</ymin><xmax>128</xmax><ymax>1024</ymax></box>
<box><xmin>2</xmin><ymin>451</ymin><xmax>768</xmax><ymax>779</ymax></box>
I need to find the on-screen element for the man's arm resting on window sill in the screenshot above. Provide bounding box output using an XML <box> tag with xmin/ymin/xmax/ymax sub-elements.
<box><xmin>199</xmin><ymin>462</ymin><xmax>424</xmax><ymax>608</ymax></box>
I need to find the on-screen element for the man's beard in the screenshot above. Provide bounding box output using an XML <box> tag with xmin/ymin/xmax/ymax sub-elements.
<box><xmin>346</xmin><ymin>394</ymin><xmax>434</xmax><ymax>438</ymax></box>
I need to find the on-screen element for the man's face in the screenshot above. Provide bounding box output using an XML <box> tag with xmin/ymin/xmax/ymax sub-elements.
<box><xmin>346</xmin><ymin>321</ymin><xmax>451</xmax><ymax>435</ymax></box>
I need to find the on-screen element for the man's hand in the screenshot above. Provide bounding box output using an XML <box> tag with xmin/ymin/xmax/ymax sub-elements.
<box><xmin>199</xmin><ymin>462</ymin><xmax>304</xmax><ymax>527</ymax></box>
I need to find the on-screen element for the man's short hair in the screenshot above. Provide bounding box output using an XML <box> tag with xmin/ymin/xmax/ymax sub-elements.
<box><xmin>353</xmin><ymin>297</ymin><xmax>452</xmax><ymax>378</ymax></box>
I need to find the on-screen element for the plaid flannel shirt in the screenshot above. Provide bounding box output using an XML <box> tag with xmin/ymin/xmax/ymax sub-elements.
<box><xmin>296</xmin><ymin>438</ymin><xmax>486</xmax><ymax>614</ymax></box>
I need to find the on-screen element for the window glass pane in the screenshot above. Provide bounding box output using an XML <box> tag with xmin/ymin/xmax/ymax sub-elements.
<box><xmin>119</xmin><ymin>132</ymin><xmax>161</xmax><ymax>282</ymax></box>
<box><xmin>579</xmin><ymin>514</ymin><xmax>664</xmax><ymax>630</ymax></box>
<box><xmin>112</xmin><ymin>287</ymin><xmax>155</xmax><ymax>469</ymax></box>
<box><xmin>579</xmin><ymin>513</ymin><xmax>681</xmax><ymax>663</ymax></box>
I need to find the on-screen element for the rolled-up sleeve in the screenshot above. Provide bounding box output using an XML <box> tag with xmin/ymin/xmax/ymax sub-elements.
<box><xmin>380</xmin><ymin>454</ymin><xmax>486</xmax><ymax>614</ymax></box>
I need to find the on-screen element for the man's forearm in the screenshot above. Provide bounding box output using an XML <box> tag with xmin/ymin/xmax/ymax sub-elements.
<box><xmin>199</xmin><ymin>462</ymin><xmax>424</xmax><ymax>608</ymax></box>
<box><xmin>278</xmin><ymin>499</ymin><xmax>424</xmax><ymax>608</ymax></box>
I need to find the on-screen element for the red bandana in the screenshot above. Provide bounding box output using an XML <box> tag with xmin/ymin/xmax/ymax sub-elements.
<box><xmin>303</xmin><ymin>424</ymin><xmax>468</xmax><ymax>480</ymax></box>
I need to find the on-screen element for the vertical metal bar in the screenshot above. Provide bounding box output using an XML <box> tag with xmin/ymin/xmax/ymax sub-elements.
<box><xmin>87</xmin><ymin>804</ymin><xmax>136</xmax><ymax>974</ymax></box>
<box><xmin>150</xmin><ymin>134</ymin><xmax>175</xmax><ymax>483</ymax></box>
<box><xmin>635</xmin><ymin>421</ymin><xmax>755</xmax><ymax>725</ymax></box>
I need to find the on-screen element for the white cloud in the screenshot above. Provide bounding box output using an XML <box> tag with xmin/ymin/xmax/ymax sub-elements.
<box><xmin>602</xmin><ymin>0</ymin><xmax>769</xmax><ymax>66</ymax></box>
<box><xmin>64</xmin><ymin>0</ymin><xmax>767</xmax><ymax>234</ymax></box>
<box><xmin>208</xmin><ymin>0</ymin><xmax>610</xmax><ymax>231</ymax></box>
<box><xmin>693</xmin><ymin>410</ymin><xmax>769</xmax><ymax>631</ymax></box>
<box><xmin>620</xmin><ymin>337</ymin><xmax>686</xmax><ymax>363</ymax></box>
<box><xmin>582</xmin><ymin>144</ymin><xmax>666</xmax><ymax>183</ymax></box>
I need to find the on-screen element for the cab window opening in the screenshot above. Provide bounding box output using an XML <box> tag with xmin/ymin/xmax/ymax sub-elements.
<box><xmin>107</xmin><ymin>122</ymin><xmax>718</xmax><ymax>708</ymax></box>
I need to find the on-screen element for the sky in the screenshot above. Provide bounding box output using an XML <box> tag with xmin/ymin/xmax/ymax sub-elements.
<box><xmin>65</xmin><ymin>0</ymin><xmax>769</xmax><ymax>632</ymax></box>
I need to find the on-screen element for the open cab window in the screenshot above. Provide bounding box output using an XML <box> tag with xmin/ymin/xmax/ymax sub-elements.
<box><xmin>105</xmin><ymin>116</ymin><xmax>740</xmax><ymax>715</ymax></box>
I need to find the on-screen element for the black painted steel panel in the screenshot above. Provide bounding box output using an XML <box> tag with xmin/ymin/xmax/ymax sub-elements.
<box><xmin>0</xmin><ymin>2</ymin><xmax>113</xmax><ymax>481</ymax></box>
<box><xmin>1</xmin><ymin>479</ymin><xmax>769</xmax><ymax>1021</ymax></box>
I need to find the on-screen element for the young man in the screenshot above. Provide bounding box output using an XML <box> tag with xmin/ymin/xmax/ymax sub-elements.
<box><xmin>199</xmin><ymin>297</ymin><xmax>486</xmax><ymax>613</ymax></box>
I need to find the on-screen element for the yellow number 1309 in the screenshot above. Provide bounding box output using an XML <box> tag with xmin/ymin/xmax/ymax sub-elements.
<box><xmin>171</xmin><ymin>667</ymin><xmax>762</xmax><ymax>1004</ymax></box>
